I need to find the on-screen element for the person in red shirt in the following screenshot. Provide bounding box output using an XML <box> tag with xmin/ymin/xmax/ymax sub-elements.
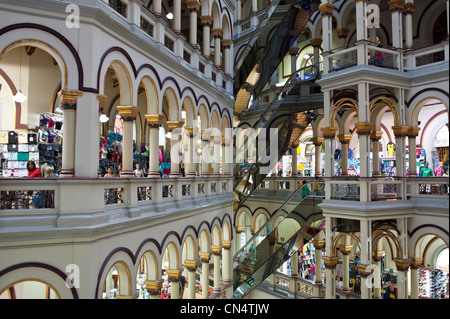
<box><xmin>27</xmin><ymin>160</ymin><xmax>41</xmax><ymax>178</ymax></box>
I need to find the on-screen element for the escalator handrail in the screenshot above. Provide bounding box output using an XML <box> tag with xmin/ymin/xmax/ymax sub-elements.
<box><xmin>233</xmin><ymin>64</ymin><xmax>319</xmax><ymax>172</ymax></box>
<box><xmin>233</xmin><ymin>181</ymin><xmax>324</xmax><ymax>261</ymax></box>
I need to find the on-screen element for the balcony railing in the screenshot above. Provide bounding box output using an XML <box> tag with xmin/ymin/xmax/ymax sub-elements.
<box><xmin>327</xmin><ymin>46</ymin><xmax>358</xmax><ymax>73</ymax></box>
<box><xmin>404</xmin><ymin>41</ymin><xmax>449</xmax><ymax>71</ymax></box>
<box><xmin>0</xmin><ymin>176</ymin><xmax>233</xmax><ymax>228</ymax></box>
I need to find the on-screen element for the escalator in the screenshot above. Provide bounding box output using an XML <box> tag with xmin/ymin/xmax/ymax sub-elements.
<box><xmin>233</xmin><ymin>65</ymin><xmax>320</xmax><ymax>206</ymax></box>
<box><xmin>232</xmin><ymin>181</ymin><xmax>325</xmax><ymax>299</ymax></box>
<box><xmin>234</xmin><ymin>0</ymin><xmax>312</xmax><ymax>100</ymax></box>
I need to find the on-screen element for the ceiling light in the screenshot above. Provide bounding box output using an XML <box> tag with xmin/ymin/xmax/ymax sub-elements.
<box><xmin>13</xmin><ymin>90</ymin><xmax>27</xmax><ymax>103</ymax></box>
<box><xmin>166</xmin><ymin>12</ymin><xmax>173</xmax><ymax>20</ymax></box>
<box><xmin>304</xmin><ymin>54</ymin><xmax>310</xmax><ymax>60</ymax></box>
<box><xmin>99</xmin><ymin>114</ymin><xmax>109</xmax><ymax>123</ymax></box>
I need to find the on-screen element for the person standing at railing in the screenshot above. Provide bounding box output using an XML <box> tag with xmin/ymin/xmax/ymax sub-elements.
<box><xmin>420</xmin><ymin>162</ymin><xmax>433</xmax><ymax>177</ymax></box>
<box><xmin>434</xmin><ymin>162</ymin><xmax>444</xmax><ymax>177</ymax></box>
<box><xmin>301</xmin><ymin>180</ymin><xmax>309</xmax><ymax>197</ymax></box>
<box><xmin>373</xmin><ymin>44</ymin><xmax>385</xmax><ymax>67</ymax></box>
<box><xmin>26</xmin><ymin>160</ymin><xmax>41</xmax><ymax>178</ymax></box>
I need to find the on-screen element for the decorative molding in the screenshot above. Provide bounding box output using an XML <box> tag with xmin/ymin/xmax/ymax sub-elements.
<box><xmin>145</xmin><ymin>114</ymin><xmax>163</xmax><ymax>128</ymax></box>
<box><xmin>117</xmin><ymin>105</ymin><xmax>139</xmax><ymax>121</ymax></box>
<box><xmin>58</xmin><ymin>89</ymin><xmax>83</xmax><ymax>111</ymax></box>
<box><xmin>321</xmin><ymin>127</ymin><xmax>337</xmax><ymax>139</ymax></box>
<box><xmin>355</xmin><ymin>122</ymin><xmax>373</xmax><ymax>136</ymax></box>
<box><xmin>392</xmin><ymin>125</ymin><xmax>410</xmax><ymax>138</ymax></box>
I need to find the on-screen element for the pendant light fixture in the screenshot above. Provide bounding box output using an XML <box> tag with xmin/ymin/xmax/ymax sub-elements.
<box><xmin>13</xmin><ymin>47</ymin><xmax>27</xmax><ymax>103</ymax></box>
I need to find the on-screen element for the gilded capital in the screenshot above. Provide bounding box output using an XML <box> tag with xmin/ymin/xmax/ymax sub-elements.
<box><xmin>312</xmin><ymin>136</ymin><xmax>324</xmax><ymax>146</ymax></box>
<box><xmin>222</xmin><ymin>240</ymin><xmax>231</xmax><ymax>250</ymax></box>
<box><xmin>211</xmin><ymin>245</ymin><xmax>222</xmax><ymax>256</ymax></box>
<box><xmin>410</xmin><ymin>258</ymin><xmax>423</xmax><ymax>269</ymax></box>
<box><xmin>222</xmin><ymin>39</ymin><xmax>232</xmax><ymax>49</ymax></box>
<box><xmin>97</xmin><ymin>94</ymin><xmax>108</xmax><ymax>111</ymax></box>
<box><xmin>388</xmin><ymin>0</ymin><xmax>404</xmax><ymax>12</ymax></box>
<box><xmin>319</xmin><ymin>3</ymin><xmax>335</xmax><ymax>16</ymax></box>
<box><xmin>186</xmin><ymin>0</ymin><xmax>200</xmax><ymax>12</ymax></box>
<box><xmin>144</xmin><ymin>280</ymin><xmax>163</xmax><ymax>295</ymax></box>
<box><xmin>184</xmin><ymin>260</ymin><xmax>198</xmax><ymax>271</ymax></box>
<box><xmin>166</xmin><ymin>269</ymin><xmax>183</xmax><ymax>282</ymax></box>
<box><xmin>312</xmin><ymin>240</ymin><xmax>325</xmax><ymax>249</ymax></box>
<box><xmin>145</xmin><ymin>114</ymin><xmax>163</xmax><ymax>128</ymax></box>
<box><xmin>407</xmin><ymin>126</ymin><xmax>420</xmax><ymax>138</ymax></box>
<box><xmin>372</xmin><ymin>250</ymin><xmax>385</xmax><ymax>261</ymax></box>
<box><xmin>322</xmin><ymin>256</ymin><xmax>339</xmax><ymax>269</ymax></box>
<box><xmin>58</xmin><ymin>89</ymin><xmax>83</xmax><ymax>110</ymax></box>
<box><xmin>310</xmin><ymin>38</ymin><xmax>323</xmax><ymax>48</ymax></box>
<box><xmin>370</xmin><ymin>130</ymin><xmax>383</xmax><ymax>141</ymax></box>
<box><xmin>200</xmin><ymin>15</ymin><xmax>213</xmax><ymax>26</ymax></box>
<box><xmin>355</xmin><ymin>122</ymin><xmax>373</xmax><ymax>136</ymax></box>
<box><xmin>403</xmin><ymin>2</ymin><xmax>416</xmax><ymax>14</ymax></box>
<box><xmin>289</xmin><ymin>47</ymin><xmax>300</xmax><ymax>56</ymax></box>
<box><xmin>167</xmin><ymin>120</ymin><xmax>184</xmax><ymax>132</ymax></box>
<box><xmin>235</xmin><ymin>226</ymin><xmax>244</xmax><ymax>233</ymax></box>
<box><xmin>117</xmin><ymin>105</ymin><xmax>139</xmax><ymax>121</ymax></box>
<box><xmin>199</xmin><ymin>252</ymin><xmax>211</xmax><ymax>263</ymax></box>
<box><xmin>212</xmin><ymin>28</ymin><xmax>224</xmax><ymax>39</ymax></box>
<box><xmin>336</xmin><ymin>28</ymin><xmax>350</xmax><ymax>39</ymax></box>
<box><xmin>394</xmin><ymin>258</ymin><xmax>411</xmax><ymax>272</ymax></box>
<box><xmin>392</xmin><ymin>125</ymin><xmax>410</xmax><ymax>138</ymax></box>
<box><xmin>337</xmin><ymin>134</ymin><xmax>352</xmax><ymax>144</ymax></box>
<box><xmin>321</xmin><ymin>127</ymin><xmax>338</xmax><ymax>139</ymax></box>
<box><xmin>338</xmin><ymin>245</ymin><xmax>353</xmax><ymax>255</ymax></box>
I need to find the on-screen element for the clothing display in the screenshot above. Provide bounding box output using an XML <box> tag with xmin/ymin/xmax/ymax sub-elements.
<box><xmin>380</xmin><ymin>157</ymin><xmax>396</xmax><ymax>176</ymax></box>
<box><xmin>99</xmin><ymin>131</ymin><xmax>123</xmax><ymax>177</ymax></box>
<box><xmin>418</xmin><ymin>268</ymin><xmax>449</xmax><ymax>299</ymax></box>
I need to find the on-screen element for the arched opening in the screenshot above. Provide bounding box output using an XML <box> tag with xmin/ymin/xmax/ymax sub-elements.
<box><xmin>0</xmin><ymin>280</ymin><xmax>59</xmax><ymax>299</ymax></box>
<box><xmin>0</xmin><ymin>45</ymin><xmax>63</xmax><ymax>178</ymax></box>
<box><xmin>101</xmin><ymin>261</ymin><xmax>132</xmax><ymax>299</ymax></box>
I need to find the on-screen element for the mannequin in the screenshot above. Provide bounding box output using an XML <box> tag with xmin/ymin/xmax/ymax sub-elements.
<box><xmin>134</xmin><ymin>163</ymin><xmax>144</xmax><ymax>178</ymax></box>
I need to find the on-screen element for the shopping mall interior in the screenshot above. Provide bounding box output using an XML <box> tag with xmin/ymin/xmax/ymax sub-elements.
<box><xmin>0</xmin><ymin>0</ymin><xmax>448</xmax><ymax>300</ymax></box>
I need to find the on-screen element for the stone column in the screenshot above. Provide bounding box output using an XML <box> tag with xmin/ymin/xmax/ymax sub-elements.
<box><xmin>58</xmin><ymin>90</ymin><xmax>83</xmax><ymax>178</ymax></box>
<box><xmin>319</xmin><ymin>1</ymin><xmax>334</xmax><ymax>52</ymax></box>
<box><xmin>117</xmin><ymin>105</ymin><xmax>139</xmax><ymax>177</ymax></box>
<box><xmin>289</xmin><ymin>46</ymin><xmax>299</xmax><ymax>74</ymax></box>
<box><xmin>152</xmin><ymin>0</ymin><xmax>162</xmax><ymax>17</ymax></box>
<box><xmin>312</xmin><ymin>240</ymin><xmax>325</xmax><ymax>286</ymax></box>
<box><xmin>211</xmin><ymin>246</ymin><xmax>222</xmax><ymax>293</ymax></box>
<box><xmin>310</xmin><ymin>39</ymin><xmax>322</xmax><ymax>67</ymax></box>
<box><xmin>236</xmin><ymin>0</ymin><xmax>242</xmax><ymax>22</ymax></box>
<box><xmin>392</xmin><ymin>126</ymin><xmax>409</xmax><ymax>177</ymax></box>
<box><xmin>201</xmin><ymin>131</ymin><xmax>211</xmax><ymax>177</ymax></box>
<box><xmin>323</xmin><ymin>256</ymin><xmax>339</xmax><ymax>299</ymax></box>
<box><xmin>200</xmin><ymin>16</ymin><xmax>213</xmax><ymax>59</ymax></box>
<box><xmin>210</xmin><ymin>135</ymin><xmax>221</xmax><ymax>176</ymax></box>
<box><xmin>409</xmin><ymin>258</ymin><xmax>423</xmax><ymax>299</ymax></box>
<box><xmin>235</xmin><ymin>226</ymin><xmax>244</xmax><ymax>252</ymax></box>
<box><xmin>372</xmin><ymin>250</ymin><xmax>385</xmax><ymax>299</ymax></box>
<box><xmin>407</xmin><ymin>127</ymin><xmax>420</xmax><ymax>177</ymax></box>
<box><xmin>336</xmin><ymin>28</ymin><xmax>349</xmax><ymax>48</ymax></box>
<box><xmin>212</xmin><ymin>28</ymin><xmax>223</xmax><ymax>69</ymax></box>
<box><xmin>222</xmin><ymin>241</ymin><xmax>232</xmax><ymax>284</ymax></box>
<box><xmin>359</xmin><ymin>264</ymin><xmax>374</xmax><ymax>299</ymax></box>
<box><xmin>312</xmin><ymin>137</ymin><xmax>324</xmax><ymax>177</ymax></box>
<box><xmin>167</xmin><ymin>121</ymin><xmax>184</xmax><ymax>178</ymax></box>
<box><xmin>187</xmin><ymin>0</ymin><xmax>200</xmax><ymax>48</ymax></box>
<box><xmin>321</xmin><ymin>127</ymin><xmax>337</xmax><ymax>177</ymax></box>
<box><xmin>145</xmin><ymin>279</ymin><xmax>163</xmax><ymax>299</ymax></box>
<box><xmin>371</xmin><ymin>131</ymin><xmax>383</xmax><ymax>177</ymax></box>
<box><xmin>222</xmin><ymin>40</ymin><xmax>232</xmax><ymax>76</ymax></box>
<box><xmin>222</xmin><ymin>138</ymin><xmax>232</xmax><ymax>176</ymax></box>
<box><xmin>199</xmin><ymin>252</ymin><xmax>210</xmax><ymax>299</ymax></box>
<box><xmin>145</xmin><ymin>114</ymin><xmax>163</xmax><ymax>177</ymax></box>
<box><xmin>291</xmin><ymin>251</ymin><xmax>299</xmax><ymax>278</ymax></box>
<box><xmin>355</xmin><ymin>122</ymin><xmax>372</xmax><ymax>178</ymax></box>
<box><xmin>339</xmin><ymin>245</ymin><xmax>353</xmax><ymax>293</ymax></box>
<box><xmin>389</xmin><ymin>0</ymin><xmax>404</xmax><ymax>49</ymax></box>
<box><xmin>184</xmin><ymin>126</ymin><xmax>196</xmax><ymax>177</ymax></box>
<box><xmin>337</xmin><ymin>134</ymin><xmax>351</xmax><ymax>176</ymax></box>
<box><xmin>98</xmin><ymin>94</ymin><xmax>108</xmax><ymax>139</ymax></box>
<box><xmin>291</xmin><ymin>141</ymin><xmax>299</xmax><ymax>177</ymax></box>
<box><xmin>167</xmin><ymin>269</ymin><xmax>183</xmax><ymax>299</ymax></box>
<box><xmin>359</xmin><ymin>219</ymin><xmax>373</xmax><ymax>298</ymax></box>
<box><xmin>403</xmin><ymin>1</ymin><xmax>416</xmax><ymax>50</ymax></box>
<box><xmin>185</xmin><ymin>260</ymin><xmax>197</xmax><ymax>299</ymax></box>
<box><xmin>394</xmin><ymin>258</ymin><xmax>411</xmax><ymax>299</ymax></box>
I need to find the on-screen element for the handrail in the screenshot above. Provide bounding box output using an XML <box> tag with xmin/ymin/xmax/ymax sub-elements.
<box><xmin>233</xmin><ymin>181</ymin><xmax>324</xmax><ymax>262</ymax></box>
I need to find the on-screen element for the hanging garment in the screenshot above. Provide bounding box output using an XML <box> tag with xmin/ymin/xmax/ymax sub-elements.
<box><xmin>28</xmin><ymin>133</ymin><xmax>38</xmax><ymax>144</ymax></box>
<box><xmin>18</xmin><ymin>132</ymin><xmax>28</xmax><ymax>144</ymax></box>
<box><xmin>8</xmin><ymin>131</ymin><xmax>18</xmax><ymax>144</ymax></box>
<box><xmin>387</xmin><ymin>142</ymin><xmax>396</xmax><ymax>156</ymax></box>
<box><xmin>0</xmin><ymin>132</ymin><xmax>8</xmax><ymax>144</ymax></box>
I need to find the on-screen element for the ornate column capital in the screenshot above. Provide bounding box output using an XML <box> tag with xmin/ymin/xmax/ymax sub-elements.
<box><xmin>291</xmin><ymin>140</ymin><xmax>300</xmax><ymax>148</ymax></box>
<box><xmin>372</xmin><ymin>250</ymin><xmax>385</xmax><ymax>261</ymax></box>
<box><xmin>184</xmin><ymin>126</ymin><xmax>195</xmax><ymax>137</ymax></box>
<box><xmin>338</xmin><ymin>245</ymin><xmax>353</xmax><ymax>255</ymax></box>
<box><xmin>185</xmin><ymin>260</ymin><xmax>198</xmax><ymax>271</ymax></box>
<box><xmin>370</xmin><ymin>130</ymin><xmax>383</xmax><ymax>141</ymax></box>
<box><xmin>199</xmin><ymin>252</ymin><xmax>211</xmax><ymax>263</ymax></box>
<box><xmin>234</xmin><ymin>226</ymin><xmax>244</xmax><ymax>233</ymax></box>
<box><xmin>167</xmin><ymin>269</ymin><xmax>183</xmax><ymax>282</ymax></box>
<box><xmin>116</xmin><ymin>293</ymin><xmax>139</xmax><ymax>299</ymax></box>
<box><xmin>321</xmin><ymin>127</ymin><xmax>338</xmax><ymax>139</ymax></box>
<box><xmin>392</xmin><ymin>125</ymin><xmax>410</xmax><ymax>138</ymax></box>
<box><xmin>97</xmin><ymin>94</ymin><xmax>108</xmax><ymax>111</ymax></box>
<box><xmin>186</xmin><ymin>0</ymin><xmax>200</xmax><ymax>12</ymax></box>
<box><xmin>310</xmin><ymin>38</ymin><xmax>323</xmax><ymax>48</ymax></box>
<box><xmin>394</xmin><ymin>258</ymin><xmax>411</xmax><ymax>272</ymax></box>
<box><xmin>289</xmin><ymin>47</ymin><xmax>300</xmax><ymax>56</ymax></box>
<box><xmin>58</xmin><ymin>90</ymin><xmax>83</xmax><ymax>111</ymax></box>
<box><xmin>319</xmin><ymin>3</ymin><xmax>335</xmax><ymax>16</ymax></box>
<box><xmin>222</xmin><ymin>241</ymin><xmax>231</xmax><ymax>250</ymax></box>
<box><xmin>337</xmin><ymin>134</ymin><xmax>352</xmax><ymax>144</ymax></box>
<box><xmin>410</xmin><ymin>258</ymin><xmax>423</xmax><ymax>269</ymax></box>
<box><xmin>222</xmin><ymin>39</ymin><xmax>232</xmax><ymax>49</ymax></box>
<box><xmin>388</xmin><ymin>0</ymin><xmax>404</xmax><ymax>12</ymax></box>
<box><xmin>358</xmin><ymin>264</ymin><xmax>375</xmax><ymax>278</ymax></box>
<box><xmin>167</xmin><ymin>120</ymin><xmax>184</xmax><ymax>132</ymax></box>
<box><xmin>402</xmin><ymin>2</ymin><xmax>416</xmax><ymax>14</ymax></box>
<box><xmin>312</xmin><ymin>136</ymin><xmax>324</xmax><ymax>146</ymax></box>
<box><xmin>145</xmin><ymin>114</ymin><xmax>163</xmax><ymax>128</ymax></box>
<box><xmin>312</xmin><ymin>240</ymin><xmax>325</xmax><ymax>249</ymax></box>
<box><xmin>144</xmin><ymin>280</ymin><xmax>163</xmax><ymax>296</ymax></box>
<box><xmin>117</xmin><ymin>105</ymin><xmax>139</xmax><ymax>121</ymax></box>
<box><xmin>355</xmin><ymin>122</ymin><xmax>373</xmax><ymax>136</ymax></box>
<box><xmin>212</xmin><ymin>28</ymin><xmax>223</xmax><ymax>39</ymax></box>
<box><xmin>211</xmin><ymin>245</ymin><xmax>222</xmax><ymax>256</ymax></box>
<box><xmin>323</xmin><ymin>256</ymin><xmax>339</xmax><ymax>269</ymax></box>
<box><xmin>407</xmin><ymin>126</ymin><xmax>420</xmax><ymax>138</ymax></box>
<box><xmin>200</xmin><ymin>15</ymin><xmax>213</xmax><ymax>26</ymax></box>
<box><xmin>336</xmin><ymin>28</ymin><xmax>350</xmax><ymax>39</ymax></box>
